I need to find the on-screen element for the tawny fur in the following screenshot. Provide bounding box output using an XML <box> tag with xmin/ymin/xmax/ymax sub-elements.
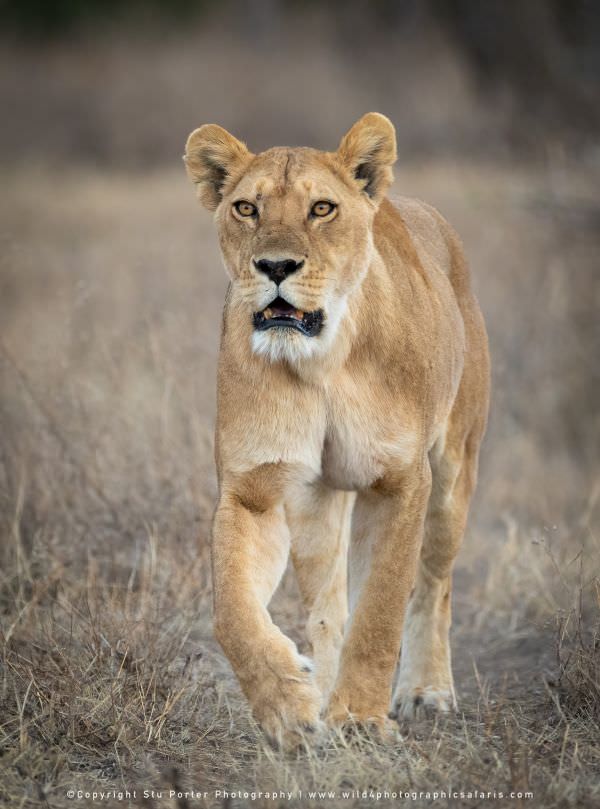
<box><xmin>184</xmin><ymin>113</ymin><xmax>490</xmax><ymax>747</ymax></box>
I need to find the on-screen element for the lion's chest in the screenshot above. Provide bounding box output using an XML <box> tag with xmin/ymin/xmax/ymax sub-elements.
<box><xmin>319</xmin><ymin>390</ymin><xmax>417</xmax><ymax>491</ymax></box>
<box><xmin>219</xmin><ymin>368</ymin><xmax>418</xmax><ymax>491</ymax></box>
<box><xmin>320</xmin><ymin>423</ymin><xmax>385</xmax><ymax>491</ymax></box>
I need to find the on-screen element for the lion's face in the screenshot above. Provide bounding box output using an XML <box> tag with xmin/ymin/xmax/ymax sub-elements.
<box><xmin>185</xmin><ymin>114</ymin><xmax>397</xmax><ymax>364</ymax></box>
<box><xmin>216</xmin><ymin>148</ymin><xmax>375</xmax><ymax>363</ymax></box>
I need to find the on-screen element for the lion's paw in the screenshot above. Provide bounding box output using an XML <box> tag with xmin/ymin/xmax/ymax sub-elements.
<box><xmin>250</xmin><ymin>657</ymin><xmax>323</xmax><ymax>750</ymax></box>
<box><xmin>325</xmin><ymin>692</ymin><xmax>399</xmax><ymax>745</ymax></box>
<box><xmin>389</xmin><ymin>686</ymin><xmax>456</xmax><ymax>722</ymax></box>
<box><xmin>326</xmin><ymin>712</ymin><xmax>399</xmax><ymax>745</ymax></box>
<box><xmin>257</xmin><ymin>690</ymin><xmax>324</xmax><ymax>750</ymax></box>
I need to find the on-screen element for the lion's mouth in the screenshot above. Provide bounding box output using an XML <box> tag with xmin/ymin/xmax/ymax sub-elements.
<box><xmin>253</xmin><ymin>296</ymin><xmax>324</xmax><ymax>337</ymax></box>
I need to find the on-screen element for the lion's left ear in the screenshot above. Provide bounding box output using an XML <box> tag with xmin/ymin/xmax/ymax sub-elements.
<box><xmin>184</xmin><ymin>124</ymin><xmax>253</xmax><ymax>211</ymax></box>
<box><xmin>337</xmin><ymin>113</ymin><xmax>397</xmax><ymax>203</ymax></box>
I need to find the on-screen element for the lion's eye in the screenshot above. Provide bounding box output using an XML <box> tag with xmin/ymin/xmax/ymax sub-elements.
<box><xmin>233</xmin><ymin>200</ymin><xmax>258</xmax><ymax>217</ymax></box>
<box><xmin>311</xmin><ymin>201</ymin><xmax>336</xmax><ymax>218</ymax></box>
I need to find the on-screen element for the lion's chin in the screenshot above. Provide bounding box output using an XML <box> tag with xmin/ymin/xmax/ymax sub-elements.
<box><xmin>252</xmin><ymin>296</ymin><xmax>324</xmax><ymax>338</ymax></box>
<box><xmin>251</xmin><ymin>327</ymin><xmax>323</xmax><ymax>364</ymax></box>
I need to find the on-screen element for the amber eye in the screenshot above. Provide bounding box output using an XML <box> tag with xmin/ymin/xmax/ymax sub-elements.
<box><xmin>233</xmin><ymin>200</ymin><xmax>258</xmax><ymax>217</ymax></box>
<box><xmin>311</xmin><ymin>200</ymin><xmax>336</xmax><ymax>218</ymax></box>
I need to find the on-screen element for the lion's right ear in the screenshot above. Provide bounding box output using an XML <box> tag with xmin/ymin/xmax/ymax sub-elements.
<box><xmin>184</xmin><ymin>125</ymin><xmax>252</xmax><ymax>210</ymax></box>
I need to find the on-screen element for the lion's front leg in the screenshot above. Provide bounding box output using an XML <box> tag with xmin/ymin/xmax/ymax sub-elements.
<box><xmin>212</xmin><ymin>480</ymin><xmax>321</xmax><ymax>749</ymax></box>
<box><xmin>326</xmin><ymin>463</ymin><xmax>431</xmax><ymax>731</ymax></box>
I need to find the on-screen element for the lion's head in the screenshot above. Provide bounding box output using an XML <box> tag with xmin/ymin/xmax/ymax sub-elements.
<box><xmin>184</xmin><ymin>113</ymin><xmax>397</xmax><ymax>364</ymax></box>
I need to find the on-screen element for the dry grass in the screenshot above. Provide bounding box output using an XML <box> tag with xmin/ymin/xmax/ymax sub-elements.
<box><xmin>0</xmin><ymin>156</ymin><xmax>598</xmax><ymax>808</ymax></box>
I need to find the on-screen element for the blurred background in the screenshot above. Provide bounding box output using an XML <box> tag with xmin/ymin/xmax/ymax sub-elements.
<box><xmin>0</xmin><ymin>3</ymin><xmax>599</xmax><ymax>803</ymax></box>
<box><xmin>1</xmin><ymin>0</ymin><xmax>600</xmax><ymax>162</ymax></box>
<box><xmin>1</xmin><ymin>0</ymin><xmax>598</xmax><ymax>537</ymax></box>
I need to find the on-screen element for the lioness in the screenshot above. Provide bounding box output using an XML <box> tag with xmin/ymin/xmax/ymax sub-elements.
<box><xmin>184</xmin><ymin>113</ymin><xmax>489</xmax><ymax>747</ymax></box>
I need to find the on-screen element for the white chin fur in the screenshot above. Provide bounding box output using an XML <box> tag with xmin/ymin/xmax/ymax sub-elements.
<box><xmin>251</xmin><ymin>298</ymin><xmax>347</xmax><ymax>364</ymax></box>
<box><xmin>251</xmin><ymin>328</ymin><xmax>320</xmax><ymax>363</ymax></box>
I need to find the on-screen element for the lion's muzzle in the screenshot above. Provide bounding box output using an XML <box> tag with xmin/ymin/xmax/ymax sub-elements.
<box><xmin>253</xmin><ymin>296</ymin><xmax>324</xmax><ymax>337</ymax></box>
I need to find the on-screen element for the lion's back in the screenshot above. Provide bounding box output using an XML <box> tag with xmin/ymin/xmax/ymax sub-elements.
<box><xmin>375</xmin><ymin>196</ymin><xmax>474</xmax><ymax>300</ymax></box>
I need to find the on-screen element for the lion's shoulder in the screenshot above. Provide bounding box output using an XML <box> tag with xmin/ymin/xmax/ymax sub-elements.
<box><xmin>375</xmin><ymin>196</ymin><xmax>462</xmax><ymax>282</ymax></box>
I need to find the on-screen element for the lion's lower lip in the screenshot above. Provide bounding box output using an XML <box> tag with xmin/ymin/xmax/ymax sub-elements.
<box><xmin>253</xmin><ymin>296</ymin><xmax>324</xmax><ymax>337</ymax></box>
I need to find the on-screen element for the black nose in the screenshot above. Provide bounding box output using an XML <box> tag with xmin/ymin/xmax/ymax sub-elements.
<box><xmin>253</xmin><ymin>258</ymin><xmax>304</xmax><ymax>285</ymax></box>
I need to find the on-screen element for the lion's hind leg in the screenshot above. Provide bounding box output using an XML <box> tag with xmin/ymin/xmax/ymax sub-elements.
<box><xmin>390</xmin><ymin>426</ymin><xmax>482</xmax><ymax>722</ymax></box>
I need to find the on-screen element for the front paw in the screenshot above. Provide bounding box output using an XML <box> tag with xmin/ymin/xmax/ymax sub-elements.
<box><xmin>325</xmin><ymin>691</ymin><xmax>398</xmax><ymax>743</ymax></box>
<box><xmin>248</xmin><ymin>656</ymin><xmax>323</xmax><ymax>750</ymax></box>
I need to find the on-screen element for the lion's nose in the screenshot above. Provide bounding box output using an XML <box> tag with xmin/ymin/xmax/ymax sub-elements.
<box><xmin>253</xmin><ymin>258</ymin><xmax>304</xmax><ymax>285</ymax></box>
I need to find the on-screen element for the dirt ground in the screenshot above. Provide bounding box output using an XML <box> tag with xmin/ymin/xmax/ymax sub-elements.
<box><xmin>0</xmin><ymin>154</ymin><xmax>599</xmax><ymax>808</ymax></box>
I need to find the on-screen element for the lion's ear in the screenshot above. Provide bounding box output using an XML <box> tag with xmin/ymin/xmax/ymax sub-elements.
<box><xmin>184</xmin><ymin>125</ymin><xmax>252</xmax><ymax>211</ymax></box>
<box><xmin>337</xmin><ymin>113</ymin><xmax>397</xmax><ymax>203</ymax></box>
